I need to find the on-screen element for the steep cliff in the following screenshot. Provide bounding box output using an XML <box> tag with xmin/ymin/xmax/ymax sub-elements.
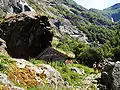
<box><xmin>0</xmin><ymin>0</ymin><xmax>34</xmax><ymax>14</ymax></box>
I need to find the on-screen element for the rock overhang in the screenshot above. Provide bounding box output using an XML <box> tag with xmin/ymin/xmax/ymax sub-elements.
<box><xmin>0</xmin><ymin>12</ymin><xmax>54</xmax><ymax>59</ymax></box>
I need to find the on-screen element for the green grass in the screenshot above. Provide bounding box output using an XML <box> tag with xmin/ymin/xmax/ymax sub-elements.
<box><xmin>29</xmin><ymin>58</ymin><xmax>45</xmax><ymax>64</ymax></box>
<box><xmin>0</xmin><ymin>54</ymin><xmax>11</xmax><ymax>74</ymax></box>
<box><xmin>72</xmin><ymin>64</ymin><xmax>94</xmax><ymax>74</ymax></box>
<box><xmin>29</xmin><ymin>59</ymin><xmax>95</xmax><ymax>87</ymax></box>
<box><xmin>50</xmin><ymin>61</ymin><xmax>93</xmax><ymax>86</ymax></box>
<box><xmin>28</xmin><ymin>84</ymin><xmax>74</xmax><ymax>90</ymax></box>
<box><xmin>0</xmin><ymin>54</ymin><xmax>95</xmax><ymax>89</ymax></box>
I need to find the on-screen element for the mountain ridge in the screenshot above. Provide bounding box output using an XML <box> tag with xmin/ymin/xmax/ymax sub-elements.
<box><xmin>103</xmin><ymin>3</ymin><xmax>120</xmax><ymax>22</ymax></box>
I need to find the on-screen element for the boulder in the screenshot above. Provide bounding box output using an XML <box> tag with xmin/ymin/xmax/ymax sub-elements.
<box><xmin>0</xmin><ymin>38</ymin><xmax>6</xmax><ymax>48</ymax></box>
<box><xmin>100</xmin><ymin>58</ymin><xmax>120</xmax><ymax>90</ymax></box>
<box><xmin>13</xmin><ymin>58</ymin><xmax>66</xmax><ymax>87</ymax></box>
<box><xmin>38</xmin><ymin>64</ymin><xmax>65</xmax><ymax>86</ymax></box>
<box><xmin>0</xmin><ymin>12</ymin><xmax>53</xmax><ymax>59</ymax></box>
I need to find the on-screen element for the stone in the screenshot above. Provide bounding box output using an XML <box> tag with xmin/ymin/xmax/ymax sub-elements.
<box><xmin>13</xmin><ymin>58</ymin><xmax>66</xmax><ymax>87</ymax></box>
<box><xmin>0</xmin><ymin>12</ymin><xmax>53</xmax><ymax>59</ymax></box>
<box><xmin>0</xmin><ymin>38</ymin><xmax>8</xmax><ymax>56</ymax></box>
<box><xmin>100</xmin><ymin>58</ymin><xmax>120</xmax><ymax>90</ymax></box>
<box><xmin>0</xmin><ymin>72</ymin><xmax>24</xmax><ymax>90</ymax></box>
<box><xmin>70</xmin><ymin>67</ymin><xmax>85</xmax><ymax>75</ymax></box>
<box><xmin>0</xmin><ymin>38</ymin><xmax>6</xmax><ymax>48</ymax></box>
<box><xmin>0</xmin><ymin>0</ymin><xmax>35</xmax><ymax>14</ymax></box>
<box><xmin>38</xmin><ymin>64</ymin><xmax>65</xmax><ymax>86</ymax></box>
<box><xmin>0</xmin><ymin>72</ymin><xmax>13</xmax><ymax>85</ymax></box>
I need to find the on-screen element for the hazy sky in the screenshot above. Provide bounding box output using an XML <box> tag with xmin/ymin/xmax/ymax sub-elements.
<box><xmin>74</xmin><ymin>0</ymin><xmax>120</xmax><ymax>10</ymax></box>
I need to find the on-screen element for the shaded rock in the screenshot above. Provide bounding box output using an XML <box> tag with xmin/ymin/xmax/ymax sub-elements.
<box><xmin>98</xmin><ymin>84</ymin><xmax>107</xmax><ymax>90</ymax></box>
<box><xmin>100</xmin><ymin>58</ymin><xmax>120</xmax><ymax>90</ymax></box>
<box><xmin>112</xmin><ymin>61</ymin><xmax>120</xmax><ymax>90</ymax></box>
<box><xmin>0</xmin><ymin>12</ymin><xmax>53</xmax><ymax>59</ymax></box>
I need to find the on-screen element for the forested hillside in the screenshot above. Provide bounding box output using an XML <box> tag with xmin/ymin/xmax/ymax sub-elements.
<box><xmin>104</xmin><ymin>3</ymin><xmax>120</xmax><ymax>23</ymax></box>
<box><xmin>26</xmin><ymin>0</ymin><xmax>120</xmax><ymax>65</ymax></box>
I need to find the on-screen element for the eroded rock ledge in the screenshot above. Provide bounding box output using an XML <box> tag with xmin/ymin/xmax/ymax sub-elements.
<box><xmin>0</xmin><ymin>12</ymin><xmax>53</xmax><ymax>59</ymax></box>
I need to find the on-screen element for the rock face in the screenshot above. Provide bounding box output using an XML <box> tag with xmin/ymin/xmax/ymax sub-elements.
<box><xmin>50</xmin><ymin>18</ymin><xmax>88</xmax><ymax>43</ymax></box>
<box><xmin>0</xmin><ymin>0</ymin><xmax>35</xmax><ymax>14</ymax></box>
<box><xmin>0</xmin><ymin>12</ymin><xmax>53</xmax><ymax>59</ymax></box>
<box><xmin>101</xmin><ymin>58</ymin><xmax>120</xmax><ymax>90</ymax></box>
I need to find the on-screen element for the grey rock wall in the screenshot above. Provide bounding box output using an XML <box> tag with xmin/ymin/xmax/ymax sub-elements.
<box><xmin>101</xmin><ymin>58</ymin><xmax>120</xmax><ymax>90</ymax></box>
<box><xmin>0</xmin><ymin>0</ymin><xmax>34</xmax><ymax>14</ymax></box>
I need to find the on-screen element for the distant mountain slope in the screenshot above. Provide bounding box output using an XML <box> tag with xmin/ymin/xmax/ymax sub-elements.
<box><xmin>89</xmin><ymin>8</ymin><xmax>111</xmax><ymax>21</ymax></box>
<box><xmin>26</xmin><ymin>0</ymin><xmax>115</xmax><ymax>39</ymax></box>
<box><xmin>104</xmin><ymin>3</ymin><xmax>120</xmax><ymax>22</ymax></box>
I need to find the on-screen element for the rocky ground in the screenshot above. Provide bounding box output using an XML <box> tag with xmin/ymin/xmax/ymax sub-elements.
<box><xmin>81</xmin><ymin>73</ymin><xmax>101</xmax><ymax>90</ymax></box>
<box><xmin>100</xmin><ymin>58</ymin><xmax>120</xmax><ymax>90</ymax></box>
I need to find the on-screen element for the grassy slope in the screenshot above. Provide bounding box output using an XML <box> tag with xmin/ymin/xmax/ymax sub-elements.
<box><xmin>30</xmin><ymin>59</ymin><xmax>94</xmax><ymax>87</ymax></box>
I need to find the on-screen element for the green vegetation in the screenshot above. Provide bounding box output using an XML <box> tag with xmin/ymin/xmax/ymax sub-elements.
<box><xmin>36</xmin><ymin>0</ymin><xmax>120</xmax><ymax>67</ymax></box>
<box><xmin>0</xmin><ymin>54</ymin><xmax>11</xmax><ymax>74</ymax></box>
<box><xmin>28</xmin><ymin>84</ymin><xmax>73</xmax><ymax>90</ymax></box>
<box><xmin>53</xmin><ymin>62</ymin><xmax>85</xmax><ymax>86</ymax></box>
<box><xmin>29</xmin><ymin>58</ymin><xmax>45</xmax><ymax>64</ymax></box>
<box><xmin>104</xmin><ymin>3</ymin><xmax>120</xmax><ymax>22</ymax></box>
<box><xmin>52</xmin><ymin>28</ymin><xmax>120</xmax><ymax>66</ymax></box>
<box><xmin>31</xmin><ymin>60</ymin><xmax>94</xmax><ymax>87</ymax></box>
<box><xmin>1</xmin><ymin>0</ymin><xmax>120</xmax><ymax>89</ymax></box>
<box><xmin>26</xmin><ymin>0</ymin><xmax>120</xmax><ymax>65</ymax></box>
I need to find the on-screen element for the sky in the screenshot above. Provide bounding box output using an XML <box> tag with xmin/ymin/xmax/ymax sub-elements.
<box><xmin>74</xmin><ymin>0</ymin><xmax>120</xmax><ymax>10</ymax></box>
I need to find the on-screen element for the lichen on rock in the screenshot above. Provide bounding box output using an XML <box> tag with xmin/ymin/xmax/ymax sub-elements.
<box><xmin>7</xmin><ymin>58</ymin><xmax>65</xmax><ymax>88</ymax></box>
